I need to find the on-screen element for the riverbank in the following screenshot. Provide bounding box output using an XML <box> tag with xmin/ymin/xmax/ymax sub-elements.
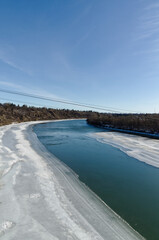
<box><xmin>87</xmin><ymin>113</ymin><xmax>159</xmax><ymax>139</ymax></box>
<box><xmin>90</xmin><ymin>124</ymin><xmax>159</xmax><ymax>139</ymax></box>
<box><xmin>0</xmin><ymin>120</ymin><xmax>144</xmax><ymax>239</ymax></box>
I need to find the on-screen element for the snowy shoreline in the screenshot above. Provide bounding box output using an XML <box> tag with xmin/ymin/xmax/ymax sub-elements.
<box><xmin>94</xmin><ymin>131</ymin><xmax>159</xmax><ymax>168</ymax></box>
<box><xmin>95</xmin><ymin>125</ymin><xmax>159</xmax><ymax>139</ymax></box>
<box><xmin>0</xmin><ymin>120</ymin><xmax>144</xmax><ymax>239</ymax></box>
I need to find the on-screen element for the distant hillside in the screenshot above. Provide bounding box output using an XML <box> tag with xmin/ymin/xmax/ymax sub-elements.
<box><xmin>87</xmin><ymin>113</ymin><xmax>159</xmax><ymax>135</ymax></box>
<box><xmin>0</xmin><ymin>103</ymin><xmax>99</xmax><ymax>126</ymax></box>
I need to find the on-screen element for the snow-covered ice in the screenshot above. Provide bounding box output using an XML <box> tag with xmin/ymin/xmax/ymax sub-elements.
<box><xmin>94</xmin><ymin>131</ymin><xmax>159</xmax><ymax>168</ymax></box>
<box><xmin>0</xmin><ymin>121</ymin><xmax>144</xmax><ymax>239</ymax></box>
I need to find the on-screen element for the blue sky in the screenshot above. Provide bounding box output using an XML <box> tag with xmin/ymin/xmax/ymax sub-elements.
<box><xmin>0</xmin><ymin>0</ymin><xmax>159</xmax><ymax>112</ymax></box>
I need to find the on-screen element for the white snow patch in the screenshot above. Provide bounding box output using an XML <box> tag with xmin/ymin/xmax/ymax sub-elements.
<box><xmin>93</xmin><ymin>131</ymin><xmax>159</xmax><ymax>168</ymax></box>
<box><xmin>0</xmin><ymin>221</ymin><xmax>15</xmax><ymax>237</ymax></box>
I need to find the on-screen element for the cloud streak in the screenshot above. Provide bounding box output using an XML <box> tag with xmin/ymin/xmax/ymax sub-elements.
<box><xmin>0</xmin><ymin>46</ymin><xmax>32</xmax><ymax>76</ymax></box>
<box><xmin>134</xmin><ymin>1</ymin><xmax>159</xmax><ymax>61</ymax></box>
<box><xmin>0</xmin><ymin>80</ymin><xmax>61</xmax><ymax>100</ymax></box>
<box><xmin>0</xmin><ymin>56</ymin><xmax>25</xmax><ymax>72</ymax></box>
<box><xmin>144</xmin><ymin>3</ymin><xmax>159</xmax><ymax>11</ymax></box>
<box><xmin>138</xmin><ymin>3</ymin><xmax>159</xmax><ymax>40</ymax></box>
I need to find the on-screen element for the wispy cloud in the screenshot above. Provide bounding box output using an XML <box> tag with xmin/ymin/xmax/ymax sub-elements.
<box><xmin>137</xmin><ymin>4</ymin><xmax>159</xmax><ymax>40</ymax></box>
<box><xmin>134</xmin><ymin>1</ymin><xmax>159</xmax><ymax>60</ymax></box>
<box><xmin>0</xmin><ymin>80</ymin><xmax>61</xmax><ymax>100</ymax></box>
<box><xmin>72</xmin><ymin>26</ymin><xmax>96</xmax><ymax>50</ymax></box>
<box><xmin>144</xmin><ymin>3</ymin><xmax>159</xmax><ymax>11</ymax></box>
<box><xmin>0</xmin><ymin>81</ymin><xmax>23</xmax><ymax>89</ymax></box>
<box><xmin>0</xmin><ymin>56</ymin><xmax>25</xmax><ymax>72</ymax></box>
<box><xmin>0</xmin><ymin>46</ymin><xmax>32</xmax><ymax>76</ymax></box>
<box><xmin>68</xmin><ymin>4</ymin><xmax>92</xmax><ymax>30</ymax></box>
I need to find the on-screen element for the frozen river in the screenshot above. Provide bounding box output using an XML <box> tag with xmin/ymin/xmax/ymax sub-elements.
<box><xmin>0</xmin><ymin>120</ymin><xmax>144</xmax><ymax>240</ymax></box>
<box><xmin>34</xmin><ymin>119</ymin><xmax>159</xmax><ymax>240</ymax></box>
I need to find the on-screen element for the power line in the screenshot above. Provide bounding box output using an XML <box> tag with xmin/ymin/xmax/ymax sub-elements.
<box><xmin>0</xmin><ymin>88</ymin><xmax>139</xmax><ymax>113</ymax></box>
<box><xmin>0</xmin><ymin>88</ymin><xmax>125</xmax><ymax>112</ymax></box>
<box><xmin>0</xmin><ymin>97</ymin><xmax>52</xmax><ymax>108</ymax></box>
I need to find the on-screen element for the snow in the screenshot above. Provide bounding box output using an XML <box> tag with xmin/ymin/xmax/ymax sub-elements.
<box><xmin>0</xmin><ymin>120</ymin><xmax>144</xmax><ymax>239</ymax></box>
<box><xmin>94</xmin><ymin>131</ymin><xmax>159</xmax><ymax>168</ymax></box>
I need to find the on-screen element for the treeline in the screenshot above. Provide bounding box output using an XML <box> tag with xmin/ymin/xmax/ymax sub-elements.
<box><xmin>2</xmin><ymin>103</ymin><xmax>159</xmax><ymax>135</ymax></box>
<box><xmin>0</xmin><ymin>103</ymin><xmax>98</xmax><ymax>126</ymax></box>
<box><xmin>87</xmin><ymin>113</ymin><xmax>159</xmax><ymax>134</ymax></box>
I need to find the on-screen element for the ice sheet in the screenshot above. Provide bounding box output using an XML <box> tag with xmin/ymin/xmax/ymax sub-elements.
<box><xmin>94</xmin><ymin>131</ymin><xmax>159</xmax><ymax>168</ymax></box>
